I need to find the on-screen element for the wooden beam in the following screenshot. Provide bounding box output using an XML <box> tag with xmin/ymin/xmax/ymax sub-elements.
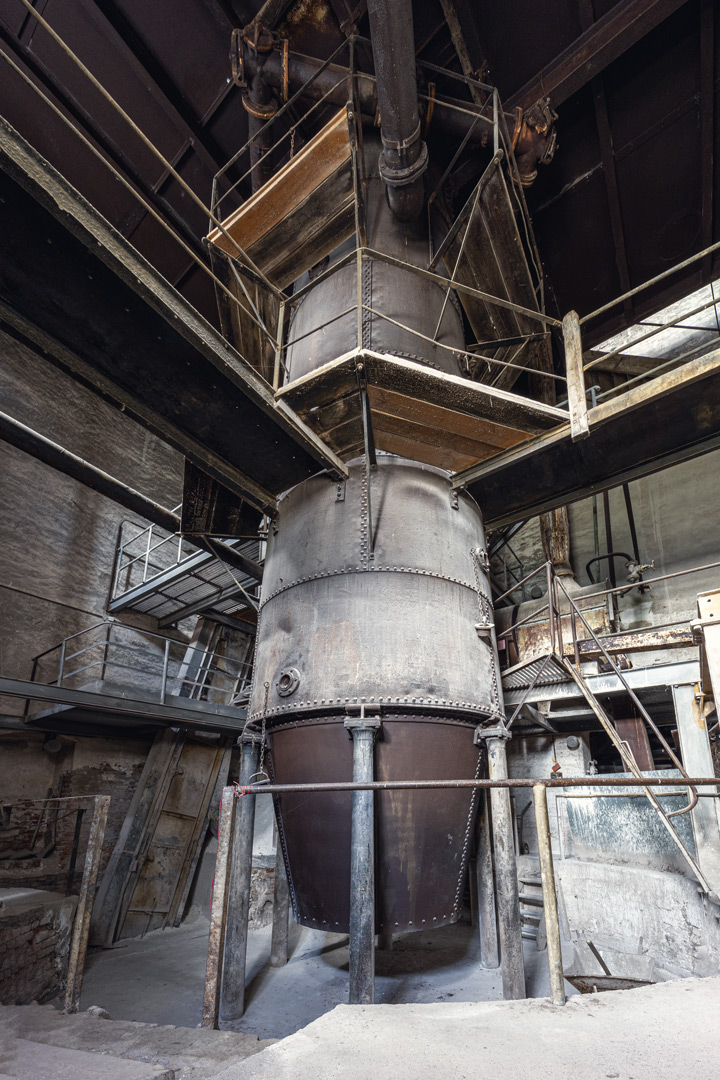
<box><xmin>563</xmin><ymin>310</ymin><xmax>589</xmax><ymax>440</ymax></box>
<box><xmin>507</xmin><ymin>0</ymin><xmax>690</xmax><ymax>111</ymax></box>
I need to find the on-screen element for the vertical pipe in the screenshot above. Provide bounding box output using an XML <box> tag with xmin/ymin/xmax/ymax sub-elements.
<box><xmin>533</xmin><ymin>785</ymin><xmax>566</xmax><ymax>1006</ymax></box>
<box><xmin>602</xmin><ymin>491</ymin><xmax>616</xmax><ymax>588</ymax></box>
<box><xmin>486</xmin><ymin>735</ymin><xmax>525</xmax><ymax>999</ymax></box>
<box><xmin>270</xmin><ymin>838</ymin><xmax>290</xmax><ymax>968</ymax></box>
<box><xmin>345</xmin><ymin>718</ymin><xmax>380</xmax><ymax>1004</ymax></box>
<box><xmin>202</xmin><ymin>786</ymin><xmax>235</xmax><ymax>1029</ymax></box>
<box><xmin>476</xmin><ymin>793</ymin><xmax>499</xmax><ymax>968</ymax></box>
<box><xmin>220</xmin><ymin>735</ymin><xmax>260</xmax><ymax>1021</ymax></box>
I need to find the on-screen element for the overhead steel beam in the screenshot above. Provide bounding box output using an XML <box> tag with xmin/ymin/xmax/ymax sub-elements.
<box><xmin>0</xmin><ymin>24</ymin><xmax>206</xmax><ymax>256</ymax></box>
<box><xmin>507</xmin><ymin>0</ymin><xmax>690</xmax><ymax>111</ymax></box>
<box><xmin>0</xmin><ymin>117</ymin><xmax>346</xmax><ymax>515</ymax></box>
<box><xmin>0</xmin><ymin>677</ymin><xmax>247</xmax><ymax>733</ymax></box>
<box><xmin>456</xmin><ymin>345</ymin><xmax>720</xmax><ymax>527</ymax></box>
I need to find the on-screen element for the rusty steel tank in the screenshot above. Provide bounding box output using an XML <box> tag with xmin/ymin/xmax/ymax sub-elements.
<box><xmin>247</xmin><ymin>140</ymin><xmax>504</xmax><ymax>936</ymax></box>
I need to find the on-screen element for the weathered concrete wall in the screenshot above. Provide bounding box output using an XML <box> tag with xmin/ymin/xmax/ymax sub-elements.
<box><xmin>492</xmin><ymin>450</ymin><xmax>720</xmax><ymax>668</ymax></box>
<box><xmin>0</xmin><ymin>330</ymin><xmax>186</xmax><ymax>912</ymax></box>
<box><xmin>0</xmin><ymin>330</ymin><xmax>184</xmax><ymax>713</ymax></box>
<box><xmin>0</xmin><ymin>888</ymin><xmax>77</xmax><ymax>1005</ymax></box>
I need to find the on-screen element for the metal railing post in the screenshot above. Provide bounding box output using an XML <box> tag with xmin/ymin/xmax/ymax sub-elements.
<box><xmin>533</xmin><ymin>784</ymin><xmax>566</xmax><ymax>1006</ymax></box>
<box><xmin>58</xmin><ymin>639</ymin><xmax>67</xmax><ymax>687</ymax></box>
<box><xmin>160</xmin><ymin>638</ymin><xmax>170</xmax><ymax>704</ymax></box>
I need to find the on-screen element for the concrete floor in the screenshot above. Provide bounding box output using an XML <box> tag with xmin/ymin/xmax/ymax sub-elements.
<box><xmin>77</xmin><ymin>915</ymin><xmax>561</xmax><ymax>1039</ymax></box>
<box><xmin>215</xmin><ymin>976</ymin><xmax>720</xmax><ymax>1080</ymax></box>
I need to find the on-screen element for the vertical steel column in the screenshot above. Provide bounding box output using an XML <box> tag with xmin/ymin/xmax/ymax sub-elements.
<box><xmin>220</xmin><ymin>734</ymin><xmax>260</xmax><ymax>1021</ymax></box>
<box><xmin>345</xmin><ymin>717</ymin><xmax>381</xmax><ymax>1004</ymax></box>
<box><xmin>270</xmin><ymin>838</ymin><xmax>290</xmax><ymax>968</ymax></box>
<box><xmin>479</xmin><ymin>726</ymin><xmax>525</xmax><ymax>999</ymax></box>
<box><xmin>533</xmin><ymin>785</ymin><xmax>566</xmax><ymax>1006</ymax></box>
<box><xmin>476</xmin><ymin>793</ymin><xmax>499</xmax><ymax>968</ymax></box>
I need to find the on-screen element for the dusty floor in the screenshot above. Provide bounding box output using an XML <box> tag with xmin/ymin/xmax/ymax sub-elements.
<box><xmin>213</xmin><ymin>976</ymin><xmax>720</xmax><ymax>1080</ymax></box>
<box><xmin>75</xmin><ymin>914</ymin><xmax>563</xmax><ymax>1038</ymax></box>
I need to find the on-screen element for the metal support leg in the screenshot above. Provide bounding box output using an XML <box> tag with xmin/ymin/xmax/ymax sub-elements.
<box><xmin>533</xmin><ymin>785</ymin><xmax>566</xmax><ymax>1006</ymax></box>
<box><xmin>345</xmin><ymin>717</ymin><xmax>381</xmax><ymax>1005</ymax></box>
<box><xmin>480</xmin><ymin>728</ymin><xmax>525</xmax><ymax>999</ymax></box>
<box><xmin>270</xmin><ymin>838</ymin><xmax>290</xmax><ymax>968</ymax></box>
<box><xmin>477</xmin><ymin>793</ymin><xmax>499</xmax><ymax>969</ymax></box>
<box><xmin>220</xmin><ymin>734</ymin><xmax>260</xmax><ymax>1022</ymax></box>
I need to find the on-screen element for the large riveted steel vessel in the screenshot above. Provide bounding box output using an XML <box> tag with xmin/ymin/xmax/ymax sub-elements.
<box><xmin>247</xmin><ymin>141</ymin><xmax>504</xmax><ymax>934</ymax></box>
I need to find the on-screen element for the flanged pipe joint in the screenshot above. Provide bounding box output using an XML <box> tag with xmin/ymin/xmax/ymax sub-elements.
<box><xmin>366</xmin><ymin>0</ymin><xmax>428</xmax><ymax>221</ymax></box>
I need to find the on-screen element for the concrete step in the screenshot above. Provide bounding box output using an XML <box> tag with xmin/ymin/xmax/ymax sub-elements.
<box><xmin>0</xmin><ymin>1038</ymin><xmax>173</xmax><ymax>1080</ymax></box>
<box><xmin>0</xmin><ymin>1005</ymin><xmax>273</xmax><ymax>1080</ymax></box>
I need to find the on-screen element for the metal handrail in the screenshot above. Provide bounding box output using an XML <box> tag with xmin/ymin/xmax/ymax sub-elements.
<box><xmin>33</xmin><ymin>621</ymin><xmax>252</xmax><ymax>707</ymax></box>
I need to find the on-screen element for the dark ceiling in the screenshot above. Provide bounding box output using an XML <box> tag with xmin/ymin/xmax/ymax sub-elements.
<box><xmin>0</xmin><ymin>0</ymin><xmax>716</xmax><ymax>348</ymax></box>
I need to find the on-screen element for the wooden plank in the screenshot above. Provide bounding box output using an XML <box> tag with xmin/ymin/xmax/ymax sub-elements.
<box><xmin>248</xmin><ymin>168</ymin><xmax>355</xmax><ymax>289</ymax></box>
<box><xmin>362</xmin><ymin>351</ymin><xmax>565</xmax><ymax>431</ymax></box>
<box><xmin>371</xmin><ymin>407</ymin><xmax>513</xmax><ymax>464</ymax></box>
<box><xmin>208</xmin><ymin>110</ymin><xmax>352</xmax><ymax>257</ymax></box>
<box><xmin>374</xmin><ymin>427</ymin><xmax>482</xmax><ymax>472</ymax></box>
<box><xmin>367</xmin><ymin>385</ymin><xmax>530</xmax><ymax>448</ymax></box>
<box><xmin>563</xmin><ymin>310</ymin><xmax>589</xmax><ymax>440</ymax></box>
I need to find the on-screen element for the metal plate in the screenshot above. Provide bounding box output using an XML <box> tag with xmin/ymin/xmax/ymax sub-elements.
<box><xmin>270</xmin><ymin>715</ymin><xmax>482</xmax><ymax>934</ymax></box>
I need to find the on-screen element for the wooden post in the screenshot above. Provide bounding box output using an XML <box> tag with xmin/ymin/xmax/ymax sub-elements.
<box><xmin>270</xmin><ymin>839</ymin><xmax>290</xmax><ymax>968</ymax></box>
<box><xmin>64</xmin><ymin>795</ymin><xmax>111</xmax><ymax>1013</ymax></box>
<box><xmin>201</xmin><ymin>786</ymin><xmax>235</xmax><ymax>1029</ymax></box>
<box><xmin>563</xmin><ymin>310</ymin><xmax>589</xmax><ymax>441</ymax></box>
<box><xmin>477</xmin><ymin>793</ymin><xmax>499</xmax><ymax>968</ymax></box>
<box><xmin>220</xmin><ymin>735</ymin><xmax>260</xmax><ymax>1021</ymax></box>
<box><xmin>533</xmin><ymin>785</ymin><xmax>566</xmax><ymax>1006</ymax></box>
<box><xmin>482</xmin><ymin>729</ymin><xmax>526</xmax><ymax>999</ymax></box>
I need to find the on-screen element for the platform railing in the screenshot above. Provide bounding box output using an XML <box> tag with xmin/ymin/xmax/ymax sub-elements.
<box><xmin>204</xmin><ymin>772</ymin><xmax>719</xmax><ymax>1020</ymax></box>
<box><xmin>28</xmin><ymin>621</ymin><xmax>252</xmax><ymax>709</ymax></box>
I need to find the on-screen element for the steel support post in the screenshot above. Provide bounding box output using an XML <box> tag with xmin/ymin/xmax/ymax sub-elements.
<box><xmin>671</xmin><ymin>682</ymin><xmax>720</xmax><ymax>895</ymax></box>
<box><xmin>479</xmin><ymin>727</ymin><xmax>526</xmax><ymax>999</ymax></box>
<box><xmin>533</xmin><ymin>784</ymin><xmax>566</xmax><ymax>1006</ymax></box>
<box><xmin>270</xmin><ymin>838</ymin><xmax>291</xmax><ymax>968</ymax></box>
<box><xmin>476</xmin><ymin>792</ymin><xmax>499</xmax><ymax>969</ymax></box>
<box><xmin>345</xmin><ymin>717</ymin><xmax>381</xmax><ymax>1005</ymax></box>
<box><xmin>220</xmin><ymin>734</ymin><xmax>260</xmax><ymax>1022</ymax></box>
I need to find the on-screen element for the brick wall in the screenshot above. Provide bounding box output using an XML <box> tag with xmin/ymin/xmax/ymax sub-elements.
<box><xmin>0</xmin><ymin>889</ymin><xmax>77</xmax><ymax>1005</ymax></box>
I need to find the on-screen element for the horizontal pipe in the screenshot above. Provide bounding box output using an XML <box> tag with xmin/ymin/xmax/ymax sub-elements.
<box><xmin>244</xmin><ymin>776</ymin><xmax>719</xmax><ymax>794</ymax></box>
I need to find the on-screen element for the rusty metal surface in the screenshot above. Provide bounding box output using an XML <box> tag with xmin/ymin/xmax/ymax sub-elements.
<box><xmin>270</xmin><ymin>715</ymin><xmax>481</xmax><ymax>934</ymax></box>
<box><xmin>565</xmin><ymin>974</ymin><xmax>653</xmax><ymax>994</ymax></box>
<box><xmin>285</xmin><ymin>138</ymin><xmax>465</xmax><ymax>380</ymax></box>
<box><xmin>250</xmin><ymin>457</ymin><xmax>496</xmax><ymax>721</ymax></box>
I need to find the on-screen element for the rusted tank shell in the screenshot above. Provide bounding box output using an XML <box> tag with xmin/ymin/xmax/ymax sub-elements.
<box><xmin>249</xmin><ymin>457</ymin><xmax>501</xmax><ymax>932</ymax></box>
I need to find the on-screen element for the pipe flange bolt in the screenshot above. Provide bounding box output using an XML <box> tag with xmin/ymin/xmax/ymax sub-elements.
<box><xmin>277</xmin><ymin>667</ymin><xmax>301</xmax><ymax>697</ymax></box>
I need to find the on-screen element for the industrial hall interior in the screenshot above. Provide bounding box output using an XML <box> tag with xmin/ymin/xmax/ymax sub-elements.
<box><xmin>2</xmin><ymin>0</ymin><xmax>720</xmax><ymax>1077</ymax></box>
